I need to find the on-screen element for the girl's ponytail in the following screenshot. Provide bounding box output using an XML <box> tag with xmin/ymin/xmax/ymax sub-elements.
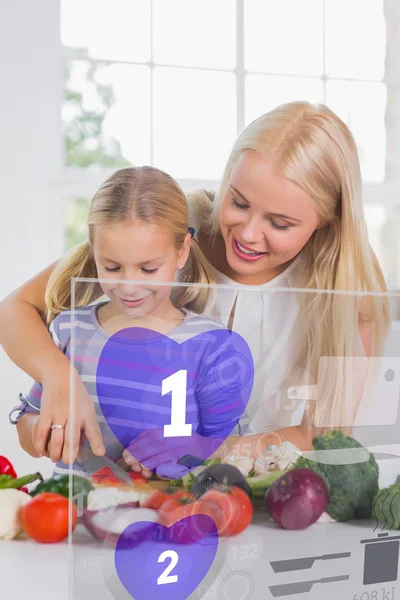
<box><xmin>177</xmin><ymin>239</ymin><xmax>215</xmax><ymax>314</ymax></box>
<box><xmin>45</xmin><ymin>241</ymin><xmax>98</xmax><ymax>325</ymax></box>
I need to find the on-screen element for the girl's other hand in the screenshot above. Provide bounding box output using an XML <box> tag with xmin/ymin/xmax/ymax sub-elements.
<box><xmin>122</xmin><ymin>451</ymin><xmax>152</xmax><ymax>478</ymax></box>
<box><xmin>33</xmin><ymin>364</ymin><xmax>106</xmax><ymax>464</ymax></box>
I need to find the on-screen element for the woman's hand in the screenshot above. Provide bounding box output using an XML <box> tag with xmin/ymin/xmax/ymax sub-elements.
<box><xmin>34</xmin><ymin>363</ymin><xmax>105</xmax><ymax>464</ymax></box>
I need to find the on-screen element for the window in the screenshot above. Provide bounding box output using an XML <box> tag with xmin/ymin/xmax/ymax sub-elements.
<box><xmin>60</xmin><ymin>0</ymin><xmax>400</xmax><ymax>288</ymax></box>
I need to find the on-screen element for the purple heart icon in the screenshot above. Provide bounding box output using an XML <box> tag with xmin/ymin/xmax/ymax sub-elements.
<box><xmin>114</xmin><ymin>515</ymin><xmax>219</xmax><ymax>600</ymax></box>
<box><xmin>96</xmin><ymin>327</ymin><xmax>254</xmax><ymax>473</ymax></box>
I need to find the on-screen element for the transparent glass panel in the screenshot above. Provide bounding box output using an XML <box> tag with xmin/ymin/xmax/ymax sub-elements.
<box><xmin>65</xmin><ymin>277</ymin><xmax>400</xmax><ymax>597</ymax></box>
<box><xmin>153</xmin><ymin>67</ymin><xmax>237</xmax><ymax>179</ymax></box>
<box><xmin>325</xmin><ymin>0</ymin><xmax>386</xmax><ymax>81</ymax></box>
<box><xmin>245</xmin><ymin>74</ymin><xmax>324</xmax><ymax>125</ymax></box>
<box><xmin>244</xmin><ymin>0</ymin><xmax>324</xmax><ymax>76</ymax></box>
<box><xmin>153</xmin><ymin>0</ymin><xmax>236</xmax><ymax>70</ymax></box>
<box><xmin>326</xmin><ymin>80</ymin><xmax>387</xmax><ymax>183</ymax></box>
<box><xmin>64</xmin><ymin>60</ymin><xmax>151</xmax><ymax>169</ymax></box>
<box><xmin>61</xmin><ymin>0</ymin><xmax>151</xmax><ymax>63</ymax></box>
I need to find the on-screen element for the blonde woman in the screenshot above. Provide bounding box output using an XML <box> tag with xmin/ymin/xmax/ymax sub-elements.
<box><xmin>1</xmin><ymin>101</ymin><xmax>388</xmax><ymax>466</ymax></box>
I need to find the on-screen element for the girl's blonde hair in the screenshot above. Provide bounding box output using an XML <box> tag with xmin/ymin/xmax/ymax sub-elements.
<box><xmin>45</xmin><ymin>167</ymin><xmax>214</xmax><ymax>324</ymax></box>
<box><xmin>188</xmin><ymin>101</ymin><xmax>389</xmax><ymax>434</ymax></box>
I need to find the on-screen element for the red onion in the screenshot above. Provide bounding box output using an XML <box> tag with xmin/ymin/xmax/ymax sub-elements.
<box><xmin>266</xmin><ymin>468</ymin><xmax>329</xmax><ymax>530</ymax></box>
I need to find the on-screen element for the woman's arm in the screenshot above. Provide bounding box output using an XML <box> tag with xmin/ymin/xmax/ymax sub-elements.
<box><xmin>0</xmin><ymin>263</ymin><xmax>64</xmax><ymax>382</ymax></box>
<box><xmin>16</xmin><ymin>414</ymin><xmax>42</xmax><ymax>458</ymax></box>
<box><xmin>0</xmin><ymin>263</ymin><xmax>105</xmax><ymax>462</ymax></box>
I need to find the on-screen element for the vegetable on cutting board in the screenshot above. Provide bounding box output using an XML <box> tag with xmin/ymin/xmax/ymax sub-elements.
<box><xmin>31</xmin><ymin>474</ymin><xmax>94</xmax><ymax>508</ymax></box>
<box><xmin>83</xmin><ymin>505</ymin><xmax>159</xmax><ymax>547</ymax></box>
<box><xmin>0</xmin><ymin>489</ymin><xmax>32</xmax><ymax>541</ymax></box>
<box><xmin>20</xmin><ymin>492</ymin><xmax>77</xmax><ymax>543</ymax></box>
<box><xmin>92</xmin><ymin>467</ymin><xmax>148</xmax><ymax>486</ymax></box>
<box><xmin>266</xmin><ymin>468</ymin><xmax>329</xmax><ymax>530</ymax></box>
<box><xmin>295</xmin><ymin>430</ymin><xmax>379</xmax><ymax>521</ymax></box>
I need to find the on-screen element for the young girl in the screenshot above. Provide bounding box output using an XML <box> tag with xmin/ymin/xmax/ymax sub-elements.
<box><xmin>12</xmin><ymin>166</ymin><xmax>254</xmax><ymax>477</ymax></box>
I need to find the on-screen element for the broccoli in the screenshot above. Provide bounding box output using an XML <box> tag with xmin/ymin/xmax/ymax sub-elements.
<box><xmin>373</xmin><ymin>476</ymin><xmax>400</xmax><ymax>529</ymax></box>
<box><xmin>295</xmin><ymin>430</ymin><xmax>379</xmax><ymax>522</ymax></box>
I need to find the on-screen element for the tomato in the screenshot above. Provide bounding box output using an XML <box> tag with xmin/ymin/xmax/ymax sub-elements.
<box><xmin>158</xmin><ymin>491</ymin><xmax>200</xmax><ymax>544</ymax></box>
<box><xmin>196</xmin><ymin>486</ymin><xmax>253</xmax><ymax>537</ymax></box>
<box><xmin>145</xmin><ymin>489</ymin><xmax>171</xmax><ymax>510</ymax></box>
<box><xmin>92</xmin><ymin>467</ymin><xmax>147</xmax><ymax>486</ymax></box>
<box><xmin>20</xmin><ymin>492</ymin><xmax>77</xmax><ymax>543</ymax></box>
<box><xmin>158</xmin><ymin>491</ymin><xmax>194</xmax><ymax>527</ymax></box>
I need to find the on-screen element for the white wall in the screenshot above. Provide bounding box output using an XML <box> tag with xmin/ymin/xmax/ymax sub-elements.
<box><xmin>0</xmin><ymin>0</ymin><xmax>63</xmax><ymax>477</ymax></box>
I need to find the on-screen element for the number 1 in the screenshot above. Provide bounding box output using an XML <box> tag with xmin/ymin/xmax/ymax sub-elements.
<box><xmin>163</xmin><ymin>370</ymin><xmax>192</xmax><ymax>437</ymax></box>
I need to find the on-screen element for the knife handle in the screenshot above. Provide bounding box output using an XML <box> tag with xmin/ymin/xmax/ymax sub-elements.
<box><xmin>320</xmin><ymin>575</ymin><xmax>349</xmax><ymax>584</ymax></box>
<box><xmin>322</xmin><ymin>552</ymin><xmax>351</xmax><ymax>560</ymax></box>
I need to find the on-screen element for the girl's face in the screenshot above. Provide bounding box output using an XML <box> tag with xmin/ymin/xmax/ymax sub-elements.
<box><xmin>93</xmin><ymin>220</ymin><xmax>190</xmax><ymax>318</ymax></box>
<box><xmin>219</xmin><ymin>150</ymin><xmax>320</xmax><ymax>284</ymax></box>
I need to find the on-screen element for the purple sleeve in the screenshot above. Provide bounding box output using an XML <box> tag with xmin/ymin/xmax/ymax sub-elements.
<box><xmin>195</xmin><ymin>330</ymin><xmax>254</xmax><ymax>438</ymax></box>
<box><xmin>10</xmin><ymin>316</ymin><xmax>63</xmax><ymax>422</ymax></box>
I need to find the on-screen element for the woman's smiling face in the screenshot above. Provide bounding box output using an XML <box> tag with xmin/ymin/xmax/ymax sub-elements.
<box><xmin>219</xmin><ymin>150</ymin><xmax>320</xmax><ymax>284</ymax></box>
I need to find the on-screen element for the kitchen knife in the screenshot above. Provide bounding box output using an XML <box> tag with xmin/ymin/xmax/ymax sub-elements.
<box><xmin>296</xmin><ymin>448</ymin><xmax>400</xmax><ymax>465</ymax></box>
<box><xmin>77</xmin><ymin>446</ymin><xmax>134</xmax><ymax>486</ymax></box>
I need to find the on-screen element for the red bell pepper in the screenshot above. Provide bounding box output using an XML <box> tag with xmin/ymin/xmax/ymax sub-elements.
<box><xmin>0</xmin><ymin>456</ymin><xmax>17</xmax><ymax>479</ymax></box>
<box><xmin>0</xmin><ymin>456</ymin><xmax>29</xmax><ymax>493</ymax></box>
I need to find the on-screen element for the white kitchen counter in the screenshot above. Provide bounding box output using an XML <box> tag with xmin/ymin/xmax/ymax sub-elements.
<box><xmin>2</xmin><ymin>450</ymin><xmax>400</xmax><ymax>600</ymax></box>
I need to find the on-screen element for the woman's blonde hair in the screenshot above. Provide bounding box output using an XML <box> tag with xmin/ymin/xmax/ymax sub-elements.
<box><xmin>45</xmin><ymin>166</ymin><xmax>214</xmax><ymax>323</ymax></box>
<box><xmin>188</xmin><ymin>101</ymin><xmax>389</xmax><ymax>434</ymax></box>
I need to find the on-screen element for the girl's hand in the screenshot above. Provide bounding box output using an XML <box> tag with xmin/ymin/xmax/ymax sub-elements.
<box><xmin>121</xmin><ymin>452</ymin><xmax>153</xmax><ymax>479</ymax></box>
<box><xmin>34</xmin><ymin>364</ymin><xmax>105</xmax><ymax>464</ymax></box>
<box><xmin>122</xmin><ymin>429</ymin><xmax>224</xmax><ymax>474</ymax></box>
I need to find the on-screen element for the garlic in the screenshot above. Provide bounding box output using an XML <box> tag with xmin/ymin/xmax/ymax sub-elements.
<box><xmin>0</xmin><ymin>489</ymin><xmax>32</xmax><ymax>541</ymax></box>
<box><xmin>222</xmin><ymin>454</ymin><xmax>254</xmax><ymax>478</ymax></box>
<box><xmin>254</xmin><ymin>441</ymin><xmax>301</xmax><ymax>476</ymax></box>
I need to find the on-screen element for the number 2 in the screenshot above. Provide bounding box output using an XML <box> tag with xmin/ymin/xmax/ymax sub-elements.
<box><xmin>163</xmin><ymin>370</ymin><xmax>192</xmax><ymax>437</ymax></box>
<box><xmin>157</xmin><ymin>550</ymin><xmax>179</xmax><ymax>585</ymax></box>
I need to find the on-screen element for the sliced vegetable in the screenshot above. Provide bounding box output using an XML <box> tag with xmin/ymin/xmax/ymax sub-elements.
<box><xmin>83</xmin><ymin>505</ymin><xmax>159</xmax><ymax>547</ymax></box>
<box><xmin>0</xmin><ymin>489</ymin><xmax>32</xmax><ymax>540</ymax></box>
<box><xmin>92</xmin><ymin>467</ymin><xmax>147</xmax><ymax>486</ymax></box>
<box><xmin>20</xmin><ymin>492</ymin><xmax>77</xmax><ymax>543</ymax></box>
<box><xmin>191</xmin><ymin>464</ymin><xmax>253</xmax><ymax>500</ymax></box>
<box><xmin>31</xmin><ymin>474</ymin><xmax>93</xmax><ymax>508</ymax></box>
<box><xmin>266</xmin><ymin>468</ymin><xmax>329</xmax><ymax>530</ymax></box>
<box><xmin>86</xmin><ymin>486</ymin><xmax>149</xmax><ymax>512</ymax></box>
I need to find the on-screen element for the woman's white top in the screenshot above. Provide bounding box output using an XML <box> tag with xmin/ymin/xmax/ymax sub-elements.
<box><xmin>178</xmin><ymin>198</ymin><xmax>308</xmax><ymax>434</ymax></box>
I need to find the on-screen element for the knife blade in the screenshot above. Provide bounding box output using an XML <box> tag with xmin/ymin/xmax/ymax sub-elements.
<box><xmin>77</xmin><ymin>446</ymin><xmax>134</xmax><ymax>486</ymax></box>
<box><xmin>296</xmin><ymin>448</ymin><xmax>400</xmax><ymax>465</ymax></box>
